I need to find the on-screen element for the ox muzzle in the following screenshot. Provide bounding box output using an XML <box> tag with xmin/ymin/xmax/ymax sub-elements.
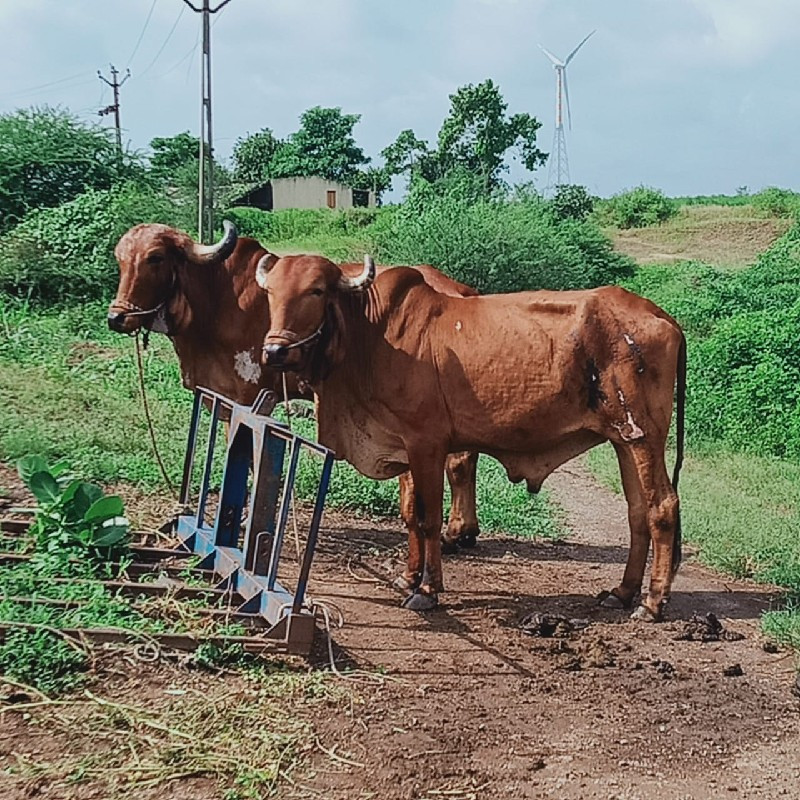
<box><xmin>262</xmin><ymin>323</ymin><xmax>324</xmax><ymax>370</ymax></box>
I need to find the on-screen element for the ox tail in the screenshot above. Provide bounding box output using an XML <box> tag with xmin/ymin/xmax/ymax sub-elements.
<box><xmin>671</xmin><ymin>332</ymin><xmax>687</xmax><ymax>575</ymax></box>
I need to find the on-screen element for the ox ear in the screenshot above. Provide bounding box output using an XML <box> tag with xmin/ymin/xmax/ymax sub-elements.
<box><xmin>255</xmin><ymin>253</ymin><xmax>278</xmax><ymax>290</ymax></box>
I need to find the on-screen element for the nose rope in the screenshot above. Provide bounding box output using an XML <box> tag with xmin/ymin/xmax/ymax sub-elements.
<box><xmin>282</xmin><ymin>372</ymin><xmax>302</xmax><ymax>561</ymax></box>
<box><xmin>134</xmin><ymin>333</ymin><xmax>177</xmax><ymax>499</ymax></box>
<box><xmin>263</xmin><ymin>320</ymin><xmax>325</xmax><ymax>353</ymax></box>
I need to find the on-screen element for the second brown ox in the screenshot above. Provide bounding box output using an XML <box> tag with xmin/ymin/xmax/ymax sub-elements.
<box><xmin>256</xmin><ymin>253</ymin><xmax>686</xmax><ymax>619</ymax></box>
<box><xmin>107</xmin><ymin>221</ymin><xmax>481</xmax><ymax>548</ymax></box>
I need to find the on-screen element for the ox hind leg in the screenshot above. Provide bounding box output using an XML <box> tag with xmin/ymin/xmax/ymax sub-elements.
<box><xmin>616</xmin><ymin>441</ymin><xmax>680</xmax><ymax>622</ymax></box>
<box><xmin>399</xmin><ymin>445</ymin><xmax>447</xmax><ymax>611</ymax></box>
<box><xmin>442</xmin><ymin>451</ymin><xmax>480</xmax><ymax>551</ymax></box>
<box><xmin>599</xmin><ymin>443</ymin><xmax>650</xmax><ymax>610</ymax></box>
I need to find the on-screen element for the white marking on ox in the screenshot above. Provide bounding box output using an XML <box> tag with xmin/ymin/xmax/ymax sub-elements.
<box><xmin>623</xmin><ymin>333</ymin><xmax>635</xmax><ymax>346</ymax></box>
<box><xmin>455</xmin><ymin>320</ymin><xmax>463</xmax><ymax>331</ymax></box>
<box><xmin>615</xmin><ymin>389</ymin><xmax>645</xmax><ymax>442</ymax></box>
<box><xmin>234</xmin><ymin>350</ymin><xmax>262</xmax><ymax>384</ymax></box>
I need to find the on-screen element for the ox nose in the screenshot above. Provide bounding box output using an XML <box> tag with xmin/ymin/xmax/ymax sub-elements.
<box><xmin>107</xmin><ymin>311</ymin><xmax>127</xmax><ymax>332</ymax></box>
<box><xmin>263</xmin><ymin>343</ymin><xmax>289</xmax><ymax>368</ymax></box>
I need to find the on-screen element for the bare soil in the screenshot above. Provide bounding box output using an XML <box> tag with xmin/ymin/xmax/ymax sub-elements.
<box><xmin>2</xmin><ymin>461</ymin><xmax>799</xmax><ymax>799</ymax></box>
<box><xmin>611</xmin><ymin>206</ymin><xmax>791</xmax><ymax>269</ymax></box>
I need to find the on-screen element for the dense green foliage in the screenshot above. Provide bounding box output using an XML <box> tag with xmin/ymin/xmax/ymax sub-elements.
<box><xmin>0</xmin><ymin>107</ymin><xmax>128</xmax><ymax>232</ymax></box>
<box><xmin>596</xmin><ymin>185</ymin><xmax>679</xmax><ymax>228</ymax></box>
<box><xmin>0</xmin><ymin>183</ymin><xmax>178</xmax><ymax>304</ymax></box>
<box><xmin>624</xmin><ymin>224</ymin><xmax>800</xmax><ymax>459</ymax></box>
<box><xmin>751</xmin><ymin>186</ymin><xmax>800</xmax><ymax>218</ymax></box>
<box><xmin>369</xmin><ymin>176</ymin><xmax>633</xmax><ymax>294</ymax></box>
<box><xmin>549</xmin><ymin>184</ymin><xmax>596</xmax><ymax>221</ymax></box>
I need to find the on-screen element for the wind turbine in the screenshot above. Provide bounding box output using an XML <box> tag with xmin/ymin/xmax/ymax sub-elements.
<box><xmin>539</xmin><ymin>30</ymin><xmax>595</xmax><ymax>193</ymax></box>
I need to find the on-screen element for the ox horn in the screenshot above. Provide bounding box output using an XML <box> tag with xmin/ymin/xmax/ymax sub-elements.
<box><xmin>337</xmin><ymin>254</ymin><xmax>375</xmax><ymax>293</ymax></box>
<box><xmin>255</xmin><ymin>252</ymin><xmax>276</xmax><ymax>290</ymax></box>
<box><xmin>185</xmin><ymin>219</ymin><xmax>238</xmax><ymax>264</ymax></box>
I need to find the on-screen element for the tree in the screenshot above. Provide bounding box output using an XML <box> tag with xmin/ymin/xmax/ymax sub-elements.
<box><xmin>148</xmin><ymin>132</ymin><xmax>199</xmax><ymax>186</ymax></box>
<box><xmin>0</xmin><ymin>106</ymin><xmax>124</xmax><ymax>232</ymax></box>
<box><xmin>381</xmin><ymin>129</ymin><xmax>435</xmax><ymax>181</ymax></box>
<box><xmin>271</xmin><ymin>106</ymin><xmax>369</xmax><ymax>183</ymax></box>
<box><xmin>436</xmin><ymin>79</ymin><xmax>547</xmax><ymax>191</ymax></box>
<box><xmin>231</xmin><ymin>127</ymin><xmax>282</xmax><ymax>185</ymax></box>
<box><xmin>381</xmin><ymin>80</ymin><xmax>547</xmax><ymax>194</ymax></box>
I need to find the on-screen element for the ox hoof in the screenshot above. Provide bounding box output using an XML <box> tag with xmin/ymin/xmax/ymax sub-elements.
<box><xmin>631</xmin><ymin>604</ymin><xmax>662</xmax><ymax>623</ymax></box>
<box><xmin>457</xmin><ymin>529</ymin><xmax>479</xmax><ymax>549</ymax></box>
<box><xmin>401</xmin><ymin>590</ymin><xmax>439</xmax><ymax>612</ymax></box>
<box><xmin>393</xmin><ymin>574</ymin><xmax>419</xmax><ymax>591</ymax></box>
<box><xmin>597</xmin><ymin>589</ymin><xmax>634</xmax><ymax>609</ymax></box>
<box><xmin>441</xmin><ymin>538</ymin><xmax>459</xmax><ymax>555</ymax></box>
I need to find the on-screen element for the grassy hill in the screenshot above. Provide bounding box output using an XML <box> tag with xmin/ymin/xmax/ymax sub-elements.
<box><xmin>610</xmin><ymin>205</ymin><xmax>792</xmax><ymax>270</ymax></box>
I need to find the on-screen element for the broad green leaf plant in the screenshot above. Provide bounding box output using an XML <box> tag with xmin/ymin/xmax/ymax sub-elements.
<box><xmin>16</xmin><ymin>455</ymin><xmax>130</xmax><ymax>567</ymax></box>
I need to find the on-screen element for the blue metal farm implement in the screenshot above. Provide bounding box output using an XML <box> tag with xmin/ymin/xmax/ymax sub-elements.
<box><xmin>174</xmin><ymin>386</ymin><xmax>334</xmax><ymax>652</ymax></box>
<box><xmin>0</xmin><ymin>388</ymin><xmax>334</xmax><ymax>657</ymax></box>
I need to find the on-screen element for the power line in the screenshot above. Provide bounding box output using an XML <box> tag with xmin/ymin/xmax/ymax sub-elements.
<box><xmin>0</xmin><ymin>73</ymin><xmax>93</xmax><ymax>100</ymax></box>
<box><xmin>137</xmin><ymin>4</ymin><xmax>187</xmax><ymax>78</ymax></box>
<box><xmin>126</xmin><ymin>0</ymin><xmax>159</xmax><ymax>68</ymax></box>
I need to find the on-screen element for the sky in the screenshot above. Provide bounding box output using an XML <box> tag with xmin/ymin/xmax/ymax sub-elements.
<box><xmin>1</xmin><ymin>0</ymin><xmax>799</xmax><ymax>199</ymax></box>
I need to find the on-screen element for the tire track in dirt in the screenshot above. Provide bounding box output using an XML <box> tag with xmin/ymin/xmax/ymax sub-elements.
<box><xmin>296</xmin><ymin>461</ymin><xmax>800</xmax><ymax>800</ymax></box>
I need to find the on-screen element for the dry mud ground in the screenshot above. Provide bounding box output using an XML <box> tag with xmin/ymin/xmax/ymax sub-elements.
<box><xmin>2</xmin><ymin>461</ymin><xmax>800</xmax><ymax>799</ymax></box>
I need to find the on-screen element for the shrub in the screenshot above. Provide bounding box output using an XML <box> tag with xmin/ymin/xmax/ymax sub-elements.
<box><xmin>752</xmin><ymin>187</ymin><xmax>800</xmax><ymax>218</ymax></box>
<box><xmin>224</xmin><ymin>206</ymin><xmax>383</xmax><ymax>245</ymax></box>
<box><xmin>0</xmin><ymin>183</ymin><xmax>178</xmax><ymax>304</ymax></box>
<box><xmin>549</xmin><ymin>184</ymin><xmax>595</xmax><ymax>221</ymax></box>
<box><xmin>368</xmin><ymin>181</ymin><xmax>633</xmax><ymax>294</ymax></box>
<box><xmin>688</xmin><ymin>303</ymin><xmax>800</xmax><ymax>459</ymax></box>
<box><xmin>622</xmin><ymin>260</ymin><xmax>744</xmax><ymax>338</ymax></box>
<box><xmin>598</xmin><ymin>185</ymin><xmax>678</xmax><ymax>229</ymax></box>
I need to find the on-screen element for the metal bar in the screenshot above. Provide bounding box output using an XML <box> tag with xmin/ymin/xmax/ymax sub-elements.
<box><xmin>197</xmin><ymin>397</ymin><xmax>221</xmax><ymax>526</ymax></box>
<box><xmin>0</xmin><ymin>623</ymin><xmax>289</xmax><ymax>654</ymax></box>
<box><xmin>293</xmin><ymin>451</ymin><xmax>333</xmax><ymax>613</ymax></box>
<box><xmin>267</xmin><ymin>437</ymin><xmax>301</xmax><ymax>590</ymax></box>
<box><xmin>179</xmin><ymin>389</ymin><xmax>203</xmax><ymax>504</ymax></box>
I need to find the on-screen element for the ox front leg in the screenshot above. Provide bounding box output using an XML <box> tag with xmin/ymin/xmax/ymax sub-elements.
<box><xmin>397</xmin><ymin>471</ymin><xmax>423</xmax><ymax>591</ymax></box>
<box><xmin>443</xmin><ymin>451</ymin><xmax>480</xmax><ymax>552</ymax></box>
<box><xmin>401</xmin><ymin>446</ymin><xmax>447</xmax><ymax>612</ymax></box>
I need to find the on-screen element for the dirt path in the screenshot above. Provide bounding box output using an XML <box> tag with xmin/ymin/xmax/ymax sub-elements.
<box><xmin>297</xmin><ymin>461</ymin><xmax>800</xmax><ymax>800</ymax></box>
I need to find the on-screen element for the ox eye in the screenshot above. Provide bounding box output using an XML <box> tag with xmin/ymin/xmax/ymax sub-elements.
<box><xmin>310</xmin><ymin>288</ymin><xmax>324</xmax><ymax>297</ymax></box>
<box><xmin>147</xmin><ymin>253</ymin><xmax>164</xmax><ymax>265</ymax></box>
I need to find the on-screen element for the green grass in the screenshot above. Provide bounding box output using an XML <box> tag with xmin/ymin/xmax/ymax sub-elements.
<box><xmin>587</xmin><ymin>443</ymin><xmax>800</xmax><ymax>644</ymax></box>
<box><xmin>0</xmin><ymin>295</ymin><xmax>561</xmax><ymax>540</ymax></box>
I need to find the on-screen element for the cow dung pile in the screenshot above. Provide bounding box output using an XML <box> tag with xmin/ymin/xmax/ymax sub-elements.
<box><xmin>674</xmin><ymin>612</ymin><xmax>745</xmax><ymax>643</ymax></box>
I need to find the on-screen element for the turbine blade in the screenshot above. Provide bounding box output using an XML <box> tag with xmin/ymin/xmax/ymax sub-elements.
<box><xmin>564</xmin><ymin>29</ymin><xmax>596</xmax><ymax>65</ymax></box>
<box><xmin>563</xmin><ymin>69</ymin><xmax>572</xmax><ymax>130</ymax></box>
<box><xmin>538</xmin><ymin>44</ymin><xmax>564</xmax><ymax>66</ymax></box>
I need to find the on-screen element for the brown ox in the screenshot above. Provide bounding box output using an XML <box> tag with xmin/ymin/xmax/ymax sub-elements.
<box><xmin>256</xmin><ymin>254</ymin><xmax>686</xmax><ymax>620</ymax></box>
<box><xmin>107</xmin><ymin>222</ymin><xmax>481</xmax><ymax>548</ymax></box>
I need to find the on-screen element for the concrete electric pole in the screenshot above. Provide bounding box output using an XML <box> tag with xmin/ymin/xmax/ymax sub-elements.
<box><xmin>98</xmin><ymin>64</ymin><xmax>131</xmax><ymax>167</ymax></box>
<box><xmin>181</xmin><ymin>0</ymin><xmax>233</xmax><ymax>243</ymax></box>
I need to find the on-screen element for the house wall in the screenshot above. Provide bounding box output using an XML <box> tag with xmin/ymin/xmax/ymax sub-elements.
<box><xmin>269</xmin><ymin>176</ymin><xmax>351</xmax><ymax>211</ymax></box>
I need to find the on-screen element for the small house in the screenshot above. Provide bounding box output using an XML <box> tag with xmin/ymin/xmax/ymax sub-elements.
<box><xmin>230</xmin><ymin>176</ymin><xmax>375</xmax><ymax>211</ymax></box>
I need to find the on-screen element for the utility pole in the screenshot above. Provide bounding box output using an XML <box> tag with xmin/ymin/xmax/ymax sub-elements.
<box><xmin>181</xmin><ymin>0</ymin><xmax>233</xmax><ymax>243</ymax></box>
<box><xmin>98</xmin><ymin>64</ymin><xmax>130</xmax><ymax>168</ymax></box>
